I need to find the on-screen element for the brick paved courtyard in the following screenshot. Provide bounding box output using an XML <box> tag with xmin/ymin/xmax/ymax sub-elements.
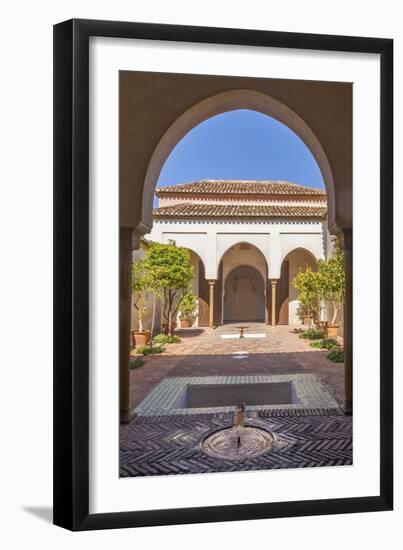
<box><xmin>120</xmin><ymin>324</ymin><xmax>351</xmax><ymax>476</ymax></box>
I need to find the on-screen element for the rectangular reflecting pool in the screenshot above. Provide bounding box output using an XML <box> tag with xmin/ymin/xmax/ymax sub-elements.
<box><xmin>133</xmin><ymin>374</ymin><xmax>340</xmax><ymax>416</ymax></box>
<box><xmin>186</xmin><ymin>381</ymin><xmax>293</xmax><ymax>408</ymax></box>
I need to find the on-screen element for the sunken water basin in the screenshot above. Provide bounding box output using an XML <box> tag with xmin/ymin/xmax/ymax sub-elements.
<box><xmin>202</xmin><ymin>425</ymin><xmax>275</xmax><ymax>460</ymax></box>
<box><xmin>201</xmin><ymin>403</ymin><xmax>275</xmax><ymax>460</ymax></box>
<box><xmin>133</xmin><ymin>374</ymin><xmax>340</xmax><ymax>417</ymax></box>
<box><xmin>187</xmin><ymin>381</ymin><xmax>292</xmax><ymax>408</ymax></box>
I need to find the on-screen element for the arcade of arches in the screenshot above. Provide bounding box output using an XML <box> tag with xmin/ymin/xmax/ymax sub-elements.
<box><xmin>148</xmin><ymin>179</ymin><xmax>326</xmax><ymax>329</ymax></box>
<box><xmin>191</xmin><ymin>243</ymin><xmax>318</xmax><ymax>328</ymax></box>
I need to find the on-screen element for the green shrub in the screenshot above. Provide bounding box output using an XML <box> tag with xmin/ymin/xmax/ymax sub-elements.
<box><xmin>310</xmin><ymin>338</ymin><xmax>340</xmax><ymax>350</ymax></box>
<box><xmin>152</xmin><ymin>333</ymin><xmax>181</xmax><ymax>345</ymax></box>
<box><xmin>327</xmin><ymin>349</ymin><xmax>344</xmax><ymax>363</ymax></box>
<box><xmin>310</xmin><ymin>340</ymin><xmax>322</xmax><ymax>348</ymax></box>
<box><xmin>137</xmin><ymin>344</ymin><xmax>165</xmax><ymax>356</ymax></box>
<box><xmin>299</xmin><ymin>330</ymin><xmax>325</xmax><ymax>340</ymax></box>
<box><xmin>179</xmin><ymin>292</ymin><xmax>198</xmax><ymax>321</ymax></box>
<box><xmin>129</xmin><ymin>357</ymin><xmax>144</xmax><ymax>370</ymax></box>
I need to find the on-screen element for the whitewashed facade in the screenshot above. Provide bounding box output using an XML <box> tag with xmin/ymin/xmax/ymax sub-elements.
<box><xmin>144</xmin><ymin>180</ymin><xmax>329</xmax><ymax>327</ymax></box>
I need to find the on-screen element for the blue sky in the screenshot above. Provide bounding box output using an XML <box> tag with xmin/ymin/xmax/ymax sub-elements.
<box><xmin>156</xmin><ymin>109</ymin><xmax>325</xmax><ymax>195</ymax></box>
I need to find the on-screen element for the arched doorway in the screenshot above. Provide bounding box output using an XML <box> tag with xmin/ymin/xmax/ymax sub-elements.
<box><xmin>218</xmin><ymin>242</ymin><xmax>269</xmax><ymax>325</ymax></box>
<box><xmin>281</xmin><ymin>248</ymin><xmax>319</xmax><ymax>325</ymax></box>
<box><xmin>224</xmin><ymin>266</ymin><xmax>265</xmax><ymax>323</ymax></box>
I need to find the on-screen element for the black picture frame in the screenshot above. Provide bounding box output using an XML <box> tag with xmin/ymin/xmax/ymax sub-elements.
<box><xmin>53</xmin><ymin>18</ymin><xmax>393</xmax><ymax>531</ymax></box>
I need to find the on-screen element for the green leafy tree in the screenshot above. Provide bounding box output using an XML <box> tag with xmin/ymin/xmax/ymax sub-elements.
<box><xmin>292</xmin><ymin>266</ymin><xmax>319</xmax><ymax>324</ymax></box>
<box><xmin>292</xmin><ymin>239</ymin><xmax>345</xmax><ymax>327</ymax></box>
<box><xmin>131</xmin><ymin>259</ymin><xmax>149</xmax><ymax>332</ymax></box>
<box><xmin>317</xmin><ymin>239</ymin><xmax>345</xmax><ymax>326</ymax></box>
<box><xmin>143</xmin><ymin>241</ymin><xmax>193</xmax><ymax>336</ymax></box>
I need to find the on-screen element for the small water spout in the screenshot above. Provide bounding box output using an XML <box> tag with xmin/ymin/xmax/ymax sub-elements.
<box><xmin>234</xmin><ymin>404</ymin><xmax>246</xmax><ymax>428</ymax></box>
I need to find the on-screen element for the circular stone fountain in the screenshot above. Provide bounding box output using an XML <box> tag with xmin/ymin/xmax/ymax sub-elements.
<box><xmin>201</xmin><ymin>425</ymin><xmax>275</xmax><ymax>460</ymax></box>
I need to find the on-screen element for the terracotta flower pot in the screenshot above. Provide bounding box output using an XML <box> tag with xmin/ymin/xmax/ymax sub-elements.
<box><xmin>131</xmin><ymin>330</ymin><xmax>150</xmax><ymax>348</ymax></box>
<box><xmin>326</xmin><ymin>325</ymin><xmax>339</xmax><ymax>338</ymax></box>
<box><xmin>180</xmin><ymin>318</ymin><xmax>191</xmax><ymax>328</ymax></box>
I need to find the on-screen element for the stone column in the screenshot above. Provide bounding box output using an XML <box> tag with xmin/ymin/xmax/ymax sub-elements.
<box><xmin>208</xmin><ymin>280</ymin><xmax>216</xmax><ymax>328</ymax></box>
<box><xmin>343</xmin><ymin>229</ymin><xmax>353</xmax><ymax>415</ymax></box>
<box><xmin>120</xmin><ymin>227</ymin><xmax>134</xmax><ymax>424</ymax></box>
<box><xmin>270</xmin><ymin>279</ymin><xmax>278</xmax><ymax>327</ymax></box>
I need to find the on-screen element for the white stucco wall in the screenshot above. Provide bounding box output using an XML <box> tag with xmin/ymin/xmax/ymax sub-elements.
<box><xmin>147</xmin><ymin>219</ymin><xmax>325</xmax><ymax>280</ymax></box>
<box><xmin>147</xmin><ymin>219</ymin><xmax>328</xmax><ymax>327</ymax></box>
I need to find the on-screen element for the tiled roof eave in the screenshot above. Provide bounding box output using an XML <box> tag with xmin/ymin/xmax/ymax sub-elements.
<box><xmin>156</xmin><ymin>179</ymin><xmax>327</xmax><ymax>197</ymax></box>
<box><xmin>153</xmin><ymin>213</ymin><xmax>327</xmax><ymax>221</ymax></box>
<box><xmin>152</xmin><ymin>203</ymin><xmax>327</xmax><ymax>220</ymax></box>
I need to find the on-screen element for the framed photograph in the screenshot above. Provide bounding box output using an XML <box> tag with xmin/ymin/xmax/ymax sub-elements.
<box><xmin>53</xmin><ymin>19</ymin><xmax>393</xmax><ymax>530</ymax></box>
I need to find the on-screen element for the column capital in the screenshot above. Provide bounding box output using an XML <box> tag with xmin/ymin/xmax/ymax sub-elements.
<box><xmin>120</xmin><ymin>227</ymin><xmax>147</xmax><ymax>256</ymax></box>
<box><xmin>208</xmin><ymin>279</ymin><xmax>217</xmax><ymax>286</ymax></box>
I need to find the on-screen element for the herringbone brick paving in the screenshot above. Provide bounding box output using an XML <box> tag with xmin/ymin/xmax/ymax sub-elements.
<box><xmin>120</xmin><ymin>411</ymin><xmax>352</xmax><ymax>477</ymax></box>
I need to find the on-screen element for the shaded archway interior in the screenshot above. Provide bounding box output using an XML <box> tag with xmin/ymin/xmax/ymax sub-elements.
<box><xmin>218</xmin><ymin>242</ymin><xmax>268</xmax><ymax>326</ymax></box>
<box><xmin>224</xmin><ymin>265</ymin><xmax>265</xmax><ymax>322</ymax></box>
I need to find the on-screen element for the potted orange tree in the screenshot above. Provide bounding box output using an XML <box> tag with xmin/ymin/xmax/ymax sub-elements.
<box><xmin>179</xmin><ymin>292</ymin><xmax>197</xmax><ymax>328</ymax></box>
<box><xmin>292</xmin><ymin>266</ymin><xmax>318</xmax><ymax>329</ymax></box>
<box><xmin>131</xmin><ymin>259</ymin><xmax>151</xmax><ymax>348</ymax></box>
<box><xmin>319</xmin><ymin>239</ymin><xmax>345</xmax><ymax>338</ymax></box>
<box><xmin>144</xmin><ymin>240</ymin><xmax>193</xmax><ymax>336</ymax></box>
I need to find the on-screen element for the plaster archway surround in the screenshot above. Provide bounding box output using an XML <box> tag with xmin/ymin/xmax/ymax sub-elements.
<box><xmin>142</xmin><ymin>89</ymin><xmax>336</xmax><ymax>233</ymax></box>
<box><xmin>120</xmin><ymin>70</ymin><xmax>352</xmax><ymax>237</ymax></box>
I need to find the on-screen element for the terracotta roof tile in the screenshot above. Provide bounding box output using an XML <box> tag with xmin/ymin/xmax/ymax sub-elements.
<box><xmin>156</xmin><ymin>180</ymin><xmax>326</xmax><ymax>196</ymax></box>
<box><xmin>153</xmin><ymin>203</ymin><xmax>327</xmax><ymax>220</ymax></box>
